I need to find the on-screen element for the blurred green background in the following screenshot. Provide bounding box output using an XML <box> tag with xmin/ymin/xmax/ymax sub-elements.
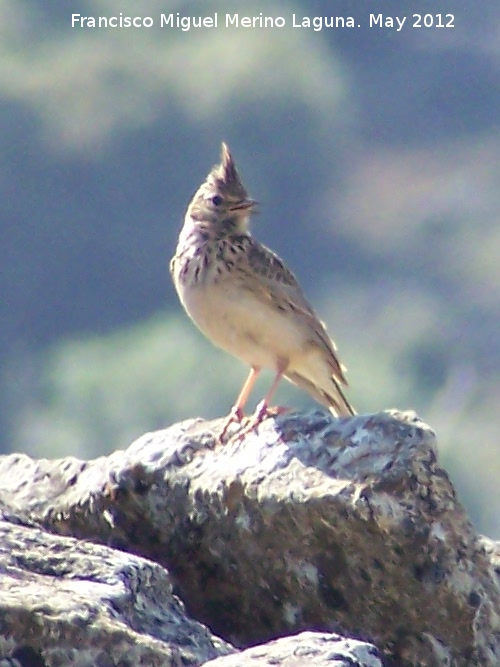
<box><xmin>1</xmin><ymin>0</ymin><xmax>499</xmax><ymax>536</ymax></box>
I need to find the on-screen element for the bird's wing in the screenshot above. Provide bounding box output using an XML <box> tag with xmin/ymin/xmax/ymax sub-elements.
<box><xmin>233</xmin><ymin>237</ymin><xmax>348</xmax><ymax>385</ymax></box>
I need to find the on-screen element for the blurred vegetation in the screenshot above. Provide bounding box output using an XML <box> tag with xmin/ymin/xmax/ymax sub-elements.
<box><xmin>7</xmin><ymin>313</ymin><xmax>313</xmax><ymax>459</ymax></box>
<box><xmin>0</xmin><ymin>0</ymin><xmax>498</xmax><ymax>537</ymax></box>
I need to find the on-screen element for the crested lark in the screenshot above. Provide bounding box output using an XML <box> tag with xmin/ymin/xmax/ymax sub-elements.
<box><xmin>170</xmin><ymin>143</ymin><xmax>355</xmax><ymax>439</ymax></box>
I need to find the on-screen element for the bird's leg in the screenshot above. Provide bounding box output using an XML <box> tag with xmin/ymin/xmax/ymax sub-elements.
<box><xmin>252</xmin><ymin>368</ymin><xmax>286</xmax><ymax>424</ymax></box>
<box><xmin>219</xmin><ymin>366</ymin><xmax>260</xmax><ymax>442</ymax></box>
<box><xmin>231</xmin><ymin>365</ymin><xmax>289</xmax><ymax>441</ymax></box>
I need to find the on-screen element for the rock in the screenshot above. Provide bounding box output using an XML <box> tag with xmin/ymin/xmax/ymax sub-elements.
<box><xmin>1</xmin><ymin>409</ymin><xmax>499</xmax><ymax>666</ymax></box>
<box><xmin>202</xmin><ymin>631</ymin><xmax>383</xmax><ymax>667</ymax></box>
<box><xmin>0</xmin><ymin>520</ymin><xmax>233</xmax><ymax>666</ymax></box>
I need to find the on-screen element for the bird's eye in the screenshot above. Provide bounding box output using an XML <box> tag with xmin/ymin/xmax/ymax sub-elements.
<box><xmin>211</xmin><ymin>195</ymin><xmax>223</xmax><ymax>206</ymax></box>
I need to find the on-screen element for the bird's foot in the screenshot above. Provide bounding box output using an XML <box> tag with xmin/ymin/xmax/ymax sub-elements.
<box><xmin>218</xmin><ymin>406</ymin><xmax>245</xmax><ymax>443</ymax></box>
<box><xmin>262</xmin><ymin>405</ymin><xmax>292</xmax><ymax>418</ymax></box>
<box><xmin>226</xmin><ymin>402</ymin><xmax>291</xmax><ymax>443</ymax></box>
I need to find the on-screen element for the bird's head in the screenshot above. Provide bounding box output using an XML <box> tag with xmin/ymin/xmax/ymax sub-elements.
<box><xmin>186</xmin><ymin>143</ymin><xmax>257</xmax><ymax>238</ymax></box>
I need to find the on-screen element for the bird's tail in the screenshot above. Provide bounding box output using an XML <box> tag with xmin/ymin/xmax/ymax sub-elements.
<box><xmin>284</xmin><ymin>370</ymin><xmax>356</xmax><ymax>417</ymax></box>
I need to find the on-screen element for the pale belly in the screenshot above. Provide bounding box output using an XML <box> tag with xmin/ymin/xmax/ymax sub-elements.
<box><xmin>178</xmin><ymin>280</ymin><xmax>308</xmax><ymax>370</ymax></box>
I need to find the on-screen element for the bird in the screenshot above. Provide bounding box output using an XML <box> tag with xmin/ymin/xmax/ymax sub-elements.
<box><xmin>170</xmin><ymin>143</ymin><xmax>355</xmax><ymax>440</ymax></box>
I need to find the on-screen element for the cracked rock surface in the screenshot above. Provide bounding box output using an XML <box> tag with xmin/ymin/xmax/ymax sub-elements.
<box><xmin>1</xmin><ymin>409</ymin><xmax>499</xmax><ymax>666</ymax></box>
<box><xmin>0</xmin><ymin>520</ymin><xmax>232</xmax><ymax>666</ymax></box>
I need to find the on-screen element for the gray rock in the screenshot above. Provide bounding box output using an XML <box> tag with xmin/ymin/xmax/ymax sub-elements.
<box><xmin>0</xmin><ymin>520</ymin><xmax>233</xmax><ymax>666</ymax></box>
<box><xmin>1</xmin><ymin>409</ymin><xmax>499</xmax><ymax>666</ymax></box>
<box><xmin>203</xmin><ymin>631</ymin><xmax>383</xmax><ymax>666</ymax></box>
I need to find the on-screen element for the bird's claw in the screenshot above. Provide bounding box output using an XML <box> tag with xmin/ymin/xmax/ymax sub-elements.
<box><xmin>220</xmin><ymin>403</ymin><xmax>291</xmax><ymax>444</ymax></box>
<box><xmin>218</xmin><ymin>406</ymin><xmax>245</xmax><ymax>443</ymax></box>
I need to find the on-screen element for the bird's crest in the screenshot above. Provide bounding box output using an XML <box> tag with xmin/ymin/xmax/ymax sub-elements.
<box><xmin>204</xmin><ymin>142</ymin><xmax>249</xmax><ymax>203</ymax></box>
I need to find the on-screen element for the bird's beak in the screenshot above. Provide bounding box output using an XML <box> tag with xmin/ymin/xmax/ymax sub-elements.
<box><xmin>229</xmin><ymin>198</ymin><xmax>258</xmax><ymax>212</ymax></box>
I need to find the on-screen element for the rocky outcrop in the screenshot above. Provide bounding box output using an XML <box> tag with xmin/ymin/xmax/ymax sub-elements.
<box><xmin>0</xmin><ymin>520</ymin><xmax>232</xmax><ymax>666</ymax></box>
<box><xmin>0</xmin><ymin>409</ymin><xmax>499</xmax><ymax>666</ymax></box>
